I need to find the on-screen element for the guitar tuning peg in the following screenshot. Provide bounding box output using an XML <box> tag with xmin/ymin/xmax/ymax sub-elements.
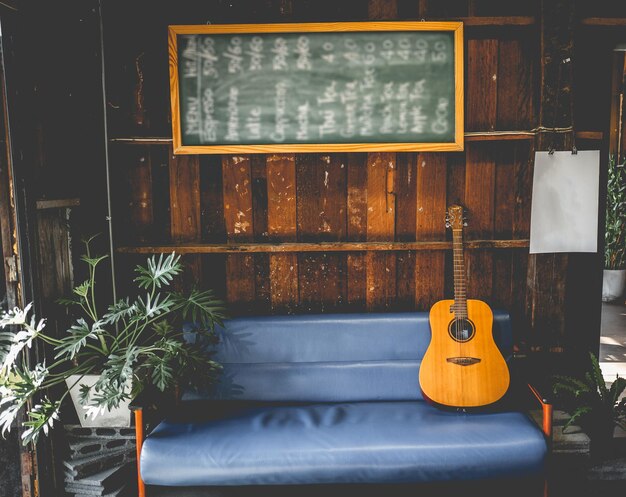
<box><xmin>445</xmin><ymin>222</ymin><xmax>451</xmax><ymax>228</ymax></box>
<box><xmin>463</xmin><ymin>222</ymin><xmax>468</xmax><ymax>227</ymax></box>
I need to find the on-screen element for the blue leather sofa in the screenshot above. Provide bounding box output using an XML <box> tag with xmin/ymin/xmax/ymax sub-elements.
<box><xmin>134</xmin><ymin>312</ymin><xmax>550</xmax><ymax>496</ymax></box>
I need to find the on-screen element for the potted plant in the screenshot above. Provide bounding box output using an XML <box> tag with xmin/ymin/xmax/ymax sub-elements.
<box><xmin>0</xmin><ymin>237</ymin><xmax>226</xmax><ymax>444</ymax></box>
<box><xmin>552</xmin><ymin>353</ymin><xmax>626</xmax><ymax>459</ymax></box>
<box><xmin>603</xmin><ymin>156</ymin><xmax>626</xmax><ymax>302</ymax></box>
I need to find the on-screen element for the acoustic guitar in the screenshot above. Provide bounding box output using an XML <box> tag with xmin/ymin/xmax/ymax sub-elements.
<box><xmin>419</xmin><ymin>205</ymin><xmax>510</xmax><ymax>408</ymax></box>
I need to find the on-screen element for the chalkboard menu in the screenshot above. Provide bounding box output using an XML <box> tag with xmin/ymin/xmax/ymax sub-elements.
<box><xmin>169</xmin><ymin>22</ymin><xmax>463</xmax><ymax>154</ymax></box>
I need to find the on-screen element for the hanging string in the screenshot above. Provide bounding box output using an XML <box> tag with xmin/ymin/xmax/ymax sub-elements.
<box><xmin>567</xmin><ymin>57</ymin><xmax>577</xmax><ymax>154</ymax></box>
<box><xmin>548</xmin><ymin>57</ymin><xmax>576</xmax><ymax>155</ymax></box>
<box><xmin>548</xmin><ymin>60</ymin><xmax>564</xmax><ymax>154</ymax></box>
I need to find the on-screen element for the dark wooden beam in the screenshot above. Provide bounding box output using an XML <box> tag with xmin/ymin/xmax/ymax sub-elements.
<box><xmin>581</xmin><ymin>17</ymin><xmax>626</xmax><ymax>27</ymax></box>
<box><xmin>117</xmin><ymin>239</ymin><xmax>530</xmax><ymax>254</ymax></box>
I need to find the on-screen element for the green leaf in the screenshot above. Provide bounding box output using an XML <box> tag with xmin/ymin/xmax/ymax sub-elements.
<box><xmin>55</xmin><ymin>319</ymin><xmax>103</xmax><ymax>360</ymax></box>
<box><xmin>152</xmin><ymin>320</ymin><xmax>174</xmax><ymax>336</ymax></box>
<box><xmin>21</xmin><ymin>398</ymin><xmax>61</xmax><ymax>445</ymax></box>
<box><xmin>605</xmin><ymin>156</ymin><xmax>626</xmax><ymax>269</ymax></box>
<box><xmin>173</xmin><ymin>288</ymin><xmax>227</xmax><ymax>330</ymax></box>
<box><xmin>150</xmin><ymin>360</ymin><xmax>174</xmax><ymax>392</ymax></box>
<box><xmin>134</xmin><ymin>293</ymin><xmax>174</xmax><ymax>320</ymax></box>
<box><xmin>134</xmin><ymin>252</ymin><xmax>182</xmax><ymax>289</ymax></box>
<box><xmin>103</xmin><ymin>346</ymin><xmax>139</xmax><ymax>386</ymax></box>
<box><xmin>102</xmin><ymin>299</ymin><xmax>137</xmax><ymax>325</ymax></box>
<box><xmin>590</xmin><ymin>353</ymin><xmax>609</xmax><ymax>402</ymax></box>
<box><xmin>72</xmin><ymin>281</ymin><xmax>90</xmax><ymax>298</ymax></box>
<box><xmin>562</xmin><ymin>406</ymin><xmax>593</xmax><ymax>433</ymax></box>
<box><xmin>80</xmin><ymin>254</ymin><xmax>109</xmax><ymax>268</ymax></box>
<box><xmin>56</xmin><ymin>296</ymin><xmax>82</xmax><ymax>307</ymax></box>
<box><xmin>610</xmin><ymin>376</ymin><xmax>626</xmax><ymax>406</ymax></box>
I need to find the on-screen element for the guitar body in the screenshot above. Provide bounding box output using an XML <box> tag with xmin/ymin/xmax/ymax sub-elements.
<box><xmin>419</xmin><ymin>299</ymin><xmax>510</xmax><ymax>408</ymax></box>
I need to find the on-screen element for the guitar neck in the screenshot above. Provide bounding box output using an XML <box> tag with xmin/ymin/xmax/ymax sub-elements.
<box><xmin>452</xmin><ymin>228</ymin><xmax>468</xmax><ymax>318</ymax></box>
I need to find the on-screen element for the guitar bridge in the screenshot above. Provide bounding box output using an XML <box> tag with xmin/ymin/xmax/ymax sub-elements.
<box><xmin>446</xmin><ymin>357</ymin><xmax>481</xmax><ymax>366</ymax></box>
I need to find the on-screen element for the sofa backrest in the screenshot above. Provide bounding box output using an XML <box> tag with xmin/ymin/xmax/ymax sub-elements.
<box><xmin>186</xmin><ymin>311</ymin><xmax>513</xmax><ymax>403</ymax></box>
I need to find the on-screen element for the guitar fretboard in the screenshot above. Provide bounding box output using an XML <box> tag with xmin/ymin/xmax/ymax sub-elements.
<box><xmin>452</xmin><ymin>228</ymin><xmax>468</xmax><ymax>318</ymax></box>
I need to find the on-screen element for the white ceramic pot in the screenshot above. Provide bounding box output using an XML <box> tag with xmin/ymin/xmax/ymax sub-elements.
<box><xmin>602</xmin><ymin>269</ymin><xmax>626</xmax><ymax>302</ymax></box>
<box><xmin>65</xmin><ymin>374</ymin><xmax>131</xmax><ymax>427</ymax></box>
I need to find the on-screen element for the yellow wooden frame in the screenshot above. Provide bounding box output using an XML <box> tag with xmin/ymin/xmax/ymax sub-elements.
<box><xmin>168</xmin><ymin>21</ymin><xmax>464</xmax><ymax>154</ymax></box>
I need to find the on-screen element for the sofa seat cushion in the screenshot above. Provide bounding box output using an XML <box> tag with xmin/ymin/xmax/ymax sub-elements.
<box><xmin>141</xmin><ymin>401</ymin><xmax>547</xmax><ymax>487</ymax></box>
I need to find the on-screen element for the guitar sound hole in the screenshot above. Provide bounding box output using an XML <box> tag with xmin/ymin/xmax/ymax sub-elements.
<box><xmin>448</xmin><ymin>318</ymin><xmax>475</xmax><ymax>342</ymax></box>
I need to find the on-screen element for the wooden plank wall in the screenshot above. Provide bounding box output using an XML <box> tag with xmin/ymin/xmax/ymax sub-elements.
<box><xmin>104</xmin><ymin>0</ymin><xmax>610</xmax><ymax>357</ymax></box>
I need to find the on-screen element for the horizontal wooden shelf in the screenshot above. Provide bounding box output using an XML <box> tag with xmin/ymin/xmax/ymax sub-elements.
<box><xmin>111</xmin><ymin>130</ymin><xmax>600</xmax><ymax>147</ymax></box>
<box><xmin>117</xmin><ymin>239</ymin><xmax>530</xmax><ymax>254</ymax></box>
<box><xmin>36</xmin><ymin>198</ymin><xmax>80</xmax><ymax>210</ymax></box>
<box><xmin>575</xmin><ymin>131</ymin><xmax>603</xmax><ymax>140</ymax></box>
<box><xmin>456</xmin><ymin>16</ymin><xmax>536</xmax><ymax>27</ymax></box>
<box><xmin>581</xmin><ymin>17</ymin><xmax>626</xmax><ymax>26</ymax></box>
<box><xmin>464</xmin><ymin>131</ymin><xmax>535</xmax><ymax>141</ymax></box>
<box><xmin>110</xmin><ymin>137</ymin><xmax>173</xmax><ymax>145</ymax></box>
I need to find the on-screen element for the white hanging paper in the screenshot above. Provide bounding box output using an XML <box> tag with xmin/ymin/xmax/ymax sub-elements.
<box><xmin>529</xmin><ymin>150</ymin><xmax>600</xmax><ymax>254</ymax></box>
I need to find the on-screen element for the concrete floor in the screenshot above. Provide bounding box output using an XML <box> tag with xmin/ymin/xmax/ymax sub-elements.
<box><xmin>600</xmin><ymin>302</ymin><xmax>626</xmax><ymax>388</ymax></box>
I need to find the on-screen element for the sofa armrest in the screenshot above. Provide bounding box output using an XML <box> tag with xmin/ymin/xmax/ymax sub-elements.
<box><xmin>528</xmin><ymin>383</ymin><xmax>553</xmax><ymax>439</ymax></box>
<box><xmin>130</xmin><ymin>386</ymin><xmax>179</xmax><ymax>497</ymax></box>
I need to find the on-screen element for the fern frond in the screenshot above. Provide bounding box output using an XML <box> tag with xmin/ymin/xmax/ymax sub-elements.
<box><xmin>590</xmin><ymin>353</ymin><xmax>609</xmax><ymax>402</ymax></box>
<box><xmin>562</xmin><ymin>406</ymin><xmax>593</xmax><ymax>433</ymax></box>
<box><xmin>610</xmin><ymin>377</ymin><xmax>626</xmax><ymax>406</ymax></box>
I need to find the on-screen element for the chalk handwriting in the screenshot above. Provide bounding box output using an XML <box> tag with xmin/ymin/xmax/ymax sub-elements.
<box><xmin>321</xmin><ymin>41</ymin><xmax>335</xmax><ymax>63</ymax></box>
<box><xmin>224</xmin><ymin>37</ymin><xmax>243</xmax><ymax>74</ymax></box>
<box><xmin>295</xmin><ymin>36</ymin><xmax>312</xmax><ymax>70</ymax></box>
<box><xmin>409</xmin><ymin>79</ymin><xmax>428</xmax><ymax>101</ymax></box>
<box><xmin>318</xmin><ymin>81</ymin><xmax>338</xmax><ymax>105</ymax></box>
<box><xmin>398</xmin><ymin>101</ymin><xmax>408</xmax><ymax>134</ymax></box>
<box><xmin>272</xmin><ymin>38</ymin><xmax>289</xmax><ymax>71</ymax></box>
<box><xmin>381</xmin><ymin>82</ymin><xmax>395</xmax><ymax>103</ymax></box>
<box><xmin>199</xmin><ymin>38</ymin><xmax>219</xmax><ymax>78</ymax></box>
<box><xmin>184</xmin><ymin>96</ymin><xmax>201</xmax><ymax>136</ymax></box>
<box><xmin>225</xmin><ymin>87</ymin><xmax>240</xmax><ymax>141</ymax></box>
<box><xmin>247</xmin><ymin>36</ymin><xmax>264</xmax><ymax>71</ymax></box>
<box><xmin>361</xmin><ymin>67</ymin><xmax>377</xmax><ymax>91</ymax></box>
<box><xmin>432</xmin><ymin>98</ymin><xmax>449</xmax><ymax>134</ymax></box>
<box><xmin>202</xmin><ymin>88</ymin><xmax>218</xmax><ymax>142</ymax></box>
<box><xmin>432</xmin><ymin>40</ymin><xmax>447</xmax><ymax>63</ymax></box>
<box><xmin>359</xmin><ymin>93</ymin><xmax>375</xmax><ymax>136</ymax></box>
<box><xmin>318</xmin><ymin>109</ymin><xmax>336</xmax><ymax>137</ymax></box>
<box><xmin>411</xmin><ymin>106</ymin><xmax>428</xmax><ymax>133</ymax></box>
<box><xmin>245</xmin><ymin>107</ymin><xmax>262</xmax><ymax>140</ymax></box>
<box><xmin>380</xmin><ymin>104</ymin><xmax>394</xmax><ymax>134</ymax></box>
<box><xmin>182</xmin><ymin>36</ymin><xmax>198</xmax><ymax>78</ymax></box>
<box><xmin>296</xmin><ymin>102</ymin><xmax>310</xmax><ymax>140</ymax></box>
<box><xmin>271</xmin><ymin>81</ymin><xmax>289</xmax><ymax>142</ymax></box>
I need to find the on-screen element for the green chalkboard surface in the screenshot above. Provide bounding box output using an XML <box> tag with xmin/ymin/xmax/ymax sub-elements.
<box><xmin>169</xmin><ymin>22</ymin><xmax>464</xmax><ymax>153</ymax></box>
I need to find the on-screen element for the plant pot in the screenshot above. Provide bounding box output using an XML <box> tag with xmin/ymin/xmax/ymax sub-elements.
<box><xmin>602</xmin><ymin>269</ymin><xmax>626</xmax><ymax>302</ymax></box>
<box><xmin>65</xmin><ymin>375</ymin><xmax>131</xmax><ymax>427</ymax></box>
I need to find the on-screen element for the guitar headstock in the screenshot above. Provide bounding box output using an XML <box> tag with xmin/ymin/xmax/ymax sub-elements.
<box><xmin>445</xmin><ymin>205</ymin><xmax>467</xmax><ymax>230</ymax></box>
